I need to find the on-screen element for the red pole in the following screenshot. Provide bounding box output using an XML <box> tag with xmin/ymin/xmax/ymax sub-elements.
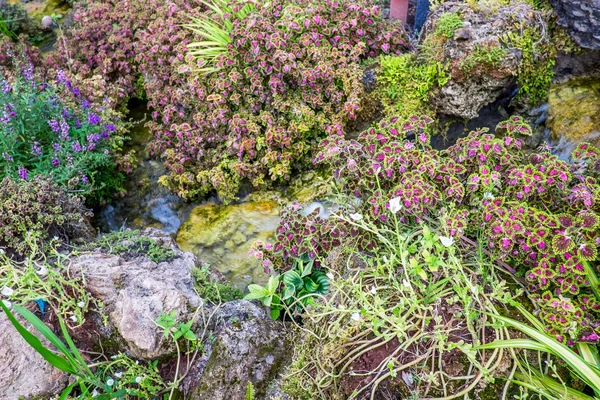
<box><xmin>389</xmin><ymin>0</ymin><xmax>409</xmax><ymax>26</ymax></box>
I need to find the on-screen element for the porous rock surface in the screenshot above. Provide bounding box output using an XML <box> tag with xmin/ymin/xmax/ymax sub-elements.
<box><xmin>549</xmin><ymin>0</ymin><xmax>600</xmax><ymax>50</ymax></box>
<box><xmin>0</xmin><ymin>313</ymin><xmax>68</xmax><ymax>400</ymax></box>
<box><xmin>420</xmin><ymin>2</ymin><xmax>545</xmax><ymax>119</ymax></box>
<box><xmin>187</xmin><ymin>300</ymin><xmax>290</xmax><ymax>400</ymax></box>
<box><xmin>72</xmin><ymin>228</ymin><xmax>201</xmax><ymax>360</ymax></box>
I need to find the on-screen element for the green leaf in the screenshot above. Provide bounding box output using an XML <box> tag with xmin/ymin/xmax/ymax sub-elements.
<box><xmin>283</xmin><ymin>270</ymin><xmax>304</xmax><ymax>291</ymax></box>
<box><xmin>0</xmin><ymin>302</ymin><xmax>76</xmax><ymax>374</ymax></box>
<box><xmin>59</xmin><ymin>382</ymin><xmax>77</xmax><ymax>400</ymax></box>
<box><xmin>303</xmin><ymin>277</ymin><xmax>319</xmax><ymax>293</ymax></box>
<box><xmin>244</xmin><ymin>284</ymin><xmax>269</xmax><ymax>300</ymax></box>
<box><xmin>270</xmin><ymin>308</ymin><xmax>281</xmax><ymax>320</ymax></box>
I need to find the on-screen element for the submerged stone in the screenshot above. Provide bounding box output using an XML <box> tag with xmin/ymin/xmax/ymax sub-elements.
<box><xmin>548</xmin><ymin>77</ymin><xmax>600</xmax><ymax>159</ymax></box>
<box><xmin>176</xmin><ymin>201</ymin><xmax>281</xmax><ymax>288</ymax></box>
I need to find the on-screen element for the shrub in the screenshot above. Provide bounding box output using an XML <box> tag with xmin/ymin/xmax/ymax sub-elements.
<box><xmin>0</xmin><ymin>63</ymin><xmax>128</xmax><ymax>203</ymax></box>
<box><xmin>256</xmin><ymin>115</ymin><xmax>600</xmax><ymax>344</ymax></box>
<box><xmin>149</xmin><ymin>0</ymin><xmax>411</xmax><ymax>203</ymax></box>
<box><xmin>0</xmin><ymin>176</ymin><xmax>93</xmax><ymax>257</ymax></box>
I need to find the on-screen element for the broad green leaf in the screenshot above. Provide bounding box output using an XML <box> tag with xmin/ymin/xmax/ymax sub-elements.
<box><xmin>283</xmin><ymin>270</ymin><xmax>303</xmax><ymax>291</ymax></box>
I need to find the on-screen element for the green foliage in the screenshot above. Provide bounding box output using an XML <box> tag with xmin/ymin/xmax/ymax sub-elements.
<box><xmin>459</xmin><ymin>43</ymin><xmax>508</xmax><ymax>74</ymax></box>
<box><xmin>192</xmin><ymin>264</ymin><xmax>244</xmax><ymax>303</ymax></box>
<box><xmin>91</xmin><ymin>230</ymin><xmax>177</xmax><ymax>263</ymax></box>
<box><xmin>0</xmin><ymin>176</ymin><xmax>93</xmax><ymax>257</ymax></box>
<box><xmin>502</xmin><ymin>26</ymin><xmax>555</xmax><ymax>104</ymax></box>
<box><xmin>280</xmin><ymin>221</ymin><xmax>523</xmax><ymax>399</ymax></box>
<box><xmin>434</xmin><ymin>12</ymin><xmax>463</xmax><ymax>39</ymax></box>
<box><xmin>156</xmin><ymin>310</ymin><xmax>197</xmax><ymax>342</ymax></box>
<box><xmin>0</xmin><ymin>2</ymin><xmax>27</xmax><ymax>38</ymax></box>
<box><xmin>246</xmin><ymin>381</ymin><xmax>255</xmax><ymax>400</ymax></box>
<box><xmin>184</xmin><ymin>0</ymin><xmax>256</xmax><ymax>75</ymax></box>
<box><xmin>245</xmin><ymin>256</ymin><xmax>330</xmax><ymax>320</ymax></box>
<box><xmin>481</xmin><ymin>304</ymin><xmax>600</xmax><ymax>399</ymax></box>
<box><xmin>378</xmin><ymin>54</ymin><xmax>449</xmax><ymax>120</ymax></box>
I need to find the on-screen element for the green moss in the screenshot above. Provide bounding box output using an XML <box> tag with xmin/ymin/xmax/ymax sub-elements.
<box><xmin>89</xmin><ymin>230</ymin><xmax>177</xmax><ymax>263</ymax></box>
<box><xmin>192</xmin><ymin>264</ymin><xmax>244</xmax><ymax>303</ymax></box>
<box><xmin>377</xmin><ymin>53</ymin><xmax>449</xmax><ymax>120</ymax></box>
<box><xmin>502</xmin><ymin>26</ymin><xmax>555</xmax><ymax>104</ymax></box>
<box><xmin>459</xmin><ymin>43</ymin><xmax>508</xmax><ymax>74</ymax></box>
<box><xmin>434</xmin><ymin>12</ymin><xmax>463</xmax><ymax>39</ymax></box>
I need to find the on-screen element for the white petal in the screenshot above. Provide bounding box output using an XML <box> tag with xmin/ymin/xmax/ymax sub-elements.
<box><xmin>351</xmin><ymin>312</ymin><xmax>361</xmax><ymax>321</ymax></box>
<box><xmin>370</xmin><ymin>286</ymin><xmax>376</xmax><ymax>295</ymax></box>
<box><xmin>135</xmin><ymin>376</ymin><xmax>143</xmax><ymax>383</ymax></box>
<box><xmin>77</xmin><ymin>301</ymin><xmax>85</xmax><ymax>308</ymax></box>
<box><xmin>114</xmin><ymin>372</ymin><xmax>123</xmax><ymax>378</ymax></box>
<box><xmin>439</xmin><ymin>236</ymin><xmax>455</xmax><ymax>247</ymax></box>
<box><xmin>69</xmin><ymin>315</ymin><xmax>78</xmax><ymax>322</ymax></box>
<box><xmin>388</xmin><ymin>197</ymin><xmax>402</xmax><ymax>214</ymax></box>
<box><xmin>349</xmin><ymin>213</ymin><xmax>363</xmax><ymax>221</ymax></box>
<box><xmin>106</xmin><ymin>378</ymin><xmax>114</xmax><ymax>386</ymax></box>
<box><xmin>92</xmin><ymin>389</ymin><xmax>98</xmax><ymax>397</ymax></box>
<box><xmin>36</xmin><ymin>266</ymin><xmax>48</xmax><ymax>276</ymax></box>
<box><xmin>2</xmin><ymin>300</ymin><xmax>12</xmax><ymax>308</ymax></box>
<box><xmin>1</xmin><ymin>286</ymin><xmax>14</xmax><ymax>296</ymax></box>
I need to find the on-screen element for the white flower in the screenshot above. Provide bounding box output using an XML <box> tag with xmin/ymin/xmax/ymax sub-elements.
<box><xmin>114</xmin><ymin>372</ymin><xmax>123</xmax><ymax>378</ymax></box>
<box><xmin>92</xmin><ymin>389</ymin><xmax>98</xmax><ymax>397</ymax></box>
<box><xmin>135</xmin><ymin>376</ymin><xmax>143</xmax><ymax>384</ymax></box>
<box><xmin>69</xmin><ymin>315</ymin><xmax>78</xmax><ymax>323</ymax></box>
<box><xmin>349</xmin><ymin>213</ymin><xmax>363</xmax><ymax>221</ymax></box>
<box><xmin>53</xmin><ymin>236</ymin><xmax>59</xmax><ymax>241</ymax></box>
<box><xmin>402</xmin><ymin>279</ymin><xmax>411</xmax><ymax>288</ymax></box>
<box><xmin>383</xmin><ymin>255</ymin><xmax>388</xmax><ymax>263</ymax></box>
<box><xmin>326</xmin><ymin>272</ymin><xmax>334</xmax><ymax>280</ymax></box>
<box><xmin>2</xmin><ymin>300</ymin><xmax>12</xmax><ymax>308</ymax></box>
<box><xmin>388</xmin><ymin>197</ymin><xmax>402</xmax><ymax>214</ymax></box>
<box><xmin>483</xmin><ymin>192</ymin><xmax>495</xmax><ymax>200</ymax></box>
<box><xmin>1</xmin><ymin>286</ymin><xmax>14</xmax><ymax>296</ymax></box>
<box><xmin>370</xmin><ymin>286</ymin><xmax>377</xmax><ymax>295</ymax></box>
<box><xmin>106</xmin><ymin>378</ymin><xmax>114</xmax><ymax>386</ymax></box>
<box><xmin>0</xmin><ymin>248</ymin><xmax>5</xmax><ymax>254</ymax></box>
<box><xmin>77</xmin><ymin>301</ymin><xmax>85</xmax><ymax>308</ymax></box>
<box><xmin>36</xmin><ymin>266</ymin><xmax>48</xmax><ymax>276</ymax></box>
<box><xmin>110</xmin><ymin>355</ymin><xmax>118</xmax><ymax>360</ymax></box>
<box><xmin>351</xmin><ymin>312</ymin><xmax>361</xmax><ymax>321</ymax></box>
<box><xmin>439</xmin><ymin>236</ymin><xmax>455</xmax><ymax>247</ymax></box>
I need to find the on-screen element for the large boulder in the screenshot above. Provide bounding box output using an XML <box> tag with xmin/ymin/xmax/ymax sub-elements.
<box><xmin>0</xmin><ymin>313</ymin><xmax>68</xmax><ymax>400</ymax></box>
<box><xmin>187</xmin><ymin>300</ymin><xmax>290</xmax><ymax>400</ymax></box>
<box><xmin>549</xmin><ymin>0</ymin><xmax>600</xmax><ymax>50</ymax></box>
<box><xmin>72</xmin><ymin>229</ymin><xmax>202</xmax><ymax>360</ymax></box>
<box><xmin>420</xmin><ymin>2</ymin><xmax>548</xmax><ymax>119</ymax></box>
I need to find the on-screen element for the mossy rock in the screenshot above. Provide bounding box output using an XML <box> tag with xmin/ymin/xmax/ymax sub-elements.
<box><xmin>548</xmin><ymin>77</ymin><xmax>600</xmax><ymax>148</ymax></box>
<box><xmin>176</xmin><ymin>200</ymin><xmax>281</xmax><ymax>288</ymax></box>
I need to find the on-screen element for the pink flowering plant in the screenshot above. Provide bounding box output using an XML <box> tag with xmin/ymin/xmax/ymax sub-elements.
<box><xmin>256</xmin><ymin>115</ymin><xmax>600</xmax><ymax>344</ymax></box>
<box><xmin>0</xmin><ymin>64</ymin><xmax>128</xmax><ymax>204</ymax></box>
<box><xmin>148</xmin><ymin>0</ymin><xmax>410</xmax><ymax>203</ymax></box>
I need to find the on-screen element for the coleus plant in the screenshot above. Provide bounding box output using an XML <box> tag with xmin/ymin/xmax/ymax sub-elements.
<box><xmin>149</xmin><ymin>0</ymin><xmax>411</xmax><ymax>203</ymax></box>
<box><xmin>256</xmin><ymin>115</ymin><xmax>600</xmax><ymax>344</ymax></box>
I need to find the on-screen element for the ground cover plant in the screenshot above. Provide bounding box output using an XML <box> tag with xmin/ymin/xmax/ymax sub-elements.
<box><xmin>149</xmin><ymin>0</ymin><xmax>411</xmax><ymax>203</ymax></box>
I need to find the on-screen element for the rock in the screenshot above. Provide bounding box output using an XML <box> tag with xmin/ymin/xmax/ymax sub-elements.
<box><xmin>41</xmin><ymin>15</ymin><xmax>53</xmax><ymax>29</ymax></box>
<box><xmin>72</xmin><ymin>228</ymin><xmax>201</xmax><ymax>360</ymax></box>
<box><xmin>177</xmin><ymin>201</ymin><xmax>281</xmax><ymax>288</ymax></box>
<box><xmin>420</xmin><ymin>2</ymin><xmax>547</xmax><ymax>119</ymax></box>
<box><xmin>187</xmin><ymin>300</ymin><xmax>290</xmax><ymax>400</ymax></box>
<box><xmin>0</xmin><ymin>313</ymin><xmax>68</xmax><ymax>400</ymax></box>
<box><xmin>548</xmin><ymin>0</ymin><xmax>600</xmax><ymax>50</ymax></box>
<box><xmin>547</xmin><ymin>77</ymin><xmax>600</xmax><ymax>158</ymax></box>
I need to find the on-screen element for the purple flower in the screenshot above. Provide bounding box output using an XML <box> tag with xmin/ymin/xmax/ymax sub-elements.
<box><xmin>18</xmin><ymin>166</ymin><xmax>28</xmax><ymax>180</ymax></box>
<box><xmin>88</xmin><ymin>112</ymin><xmax>101</xmax><ymax>125</ymax></box>
<box><xmin>1</xmin><ymin>79</ymin><xmax>10</xmax><ymax>93</ymax></box>
<box><xmin>2</xmin><ymin>153</ymin><xmax>13</xmax><ymax>162</ymax></box>
<box><xmin>81</xmin><ymin>99</ymin><xmax>91</xmax><ymax>110</ymax></box>
<box><xmin>81</xmin><ymin>175</ymin><xmax>89</xmax><ymax>183</ymax></box>
<box><xmin>48</xmin><ymin>119</ymin><xmax>60</xmax><ymax>133</ymax></box>
<box><xmin>72</xmin><ymin>142</ymin><xmax>83</xmax><ymax>152</ymax></box>
<box><xmin>52</xmin><ymin>143</ymin><xmax>61</xmax><ymax>152</ymax></box>
<box><xmin>73</xmin><ymin>87</ymin><xmax>81</xmax><ymax>97</ymax></box>
<box><xmin>52</xmin><ymin>158</ymin><xmax>60</xmax><ymax>167</ymax></box>
<box><xmin>31</xmin><ymin>142</ymin><xmax>42</xmax><ymax>157</ymax></box>
<box><xmin>87</xmin><ymin>134</ymin><xmax>101</xmax><ymax>143</ymax></box>
<box><xmin>103</xmin><ymin>123</ymin><xmax>116</xmax><ymax>132</ymax></box>
<box><xmin>88</xmin><ymin>143</ymin><xmax>97</xmax><ymax>151</ymax></box>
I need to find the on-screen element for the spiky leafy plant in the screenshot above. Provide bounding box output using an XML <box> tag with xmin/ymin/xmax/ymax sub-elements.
<box><xmin>184</xmin><ymin>0</ymin><xmax>256</xmax><ymax>74</ymax></box>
